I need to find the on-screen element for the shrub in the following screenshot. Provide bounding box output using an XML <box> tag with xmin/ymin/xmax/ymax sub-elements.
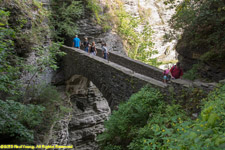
<box><xmin>128</xmin><ymin>104</ymin><xmax>190</xmax><ymax>150</ymax></box>
<box><xmin>29</xmin><ymin>84</ymin><xmax>70</xmax><ymax>133</ymax></box>
<box><xmin>99</xmin><ymin>83</ymin><xmax>225</xmax><ymax>150</ymax></box>
<box><xmin>0</xmin><ymin>100</ymin><xmax>45</xmax><ymax>143</ymax></box>
<box><xmin>49</xmin><ymin>0</ymin><xmax>84</xmax><ymax>41</ymax></box>
<box><xmin>142</xmin><ymin>84</ymin><xmax>225</xmax><ymax>150</ymax></box>
<box><xmin>97</xmin><ymin>86</ymin><xmax>164</xmax><ymax>149</ymax></box>
<box><xmin>183</xmin><ymin>64</ymin><xmax>201</xmax><ymax>81</ymax></box>
<box><xmin>0</xmin><ymin>9</ymin><xmax>22</xmax><ymax>96</ymax></box>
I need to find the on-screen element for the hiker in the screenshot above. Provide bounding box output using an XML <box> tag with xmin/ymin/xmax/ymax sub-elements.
<box><xmin>82</xmin><ymin>37</ymin><xmax>90</xmax><ymax>52</ymax></box>
<box><xmin>163</xmin><ymin>68</ymin><xmax>171</xmax><ymax>83</ymax></box>
<box><xmin>73</xmin><ymin>35</ymin><xmax>81</xmax><ymax>49</ymax></box>
<box><xmin>170</xmin><ymin>62</ymin><xmax>183</xmax><ymax>79</ymax></box>
<box><xmin>89</xmin><ymin>41</ymin><xmax>97</xmax><ymax>55</ymax></box>
<box><xmin>101</xmin><ymin>42</ymin><xmax>109</xmax><ymax>60</ymax></box>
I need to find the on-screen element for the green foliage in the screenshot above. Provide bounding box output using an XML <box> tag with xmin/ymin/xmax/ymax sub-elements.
<box><xmin>0</xmin><ymin>84</ymin><xmax>70</xmax><ymax>144</ymax></box>
<box><xmin>0</xmin><ymin>1</ymin><xmax>69</xmax><ymax>144</ymax></box>
<box><xmin>86</xmin><ymin>0</ymin><xmax>102</xmax><ymax>24</ymax></box>
<box><xmin>1</xmin><ymin>1</ymin><xmax>66</xmax><ymax>99</ymax></box>
<box><xmin>97</xmin><ymin>86</ymin><xmax>164</xmax><ymax>149</ymax></box>
<box><xmin>29</xmin><ymin>84</ymin><xmax>71</xmax><ymax>134</ymax></box>
<box><xmin>99</xmin><ymin>83</ymin><xmax>225</xmax><ymax>150</ymax></box>
<box><xmin>0</xmin><ymin>1</ymin><xmax>66</xmax><ymax>98</ymax></box>
<box><xmin>23</xmin><ymin>42</ymin><xmax>65</xmax><ymax>101</ymax></box>
<box><xmin>2</xmin><ymin>0</ymin><xmax>49</xmax><ymax>54</ymax></box>
<box><xmin>31</xmin><ymin>42</ymin><xmax>65</xmax><ymax>71</ymax></box>
<box><xmin>129</xmin><ymin>104</ymin><xmax>189</xmax><ymax>150</ymax></box>
<box><xmin>0</xmin><ymin>9</ymin><xmax>23</xmax><ymax>96</ymax></box>
<box><xmin>49</xmin><ymin>0</ymin><xmax>84</xmax><ymax>41</ymax></box>
<box><xmin>103</xmin><ymin>145</ymin><xmax>122</xmax><ymax>150</ymax></box>
<box><xmin>183</xmin><ymin>64</ymin><xmax>201</xmax><ymax>81</ymax></box>
<box><xmin>114</xmin><ymin>4</ymin><xmax>159</xmax><ymax>66</ymax></box>
<box><xmin>165</xmin><ymin>0</ymin><xmax>225</xmax><ymax>64</ymax></box>
<box><xmin>155</xmin><ymin>84</ymin><xmax>225</xmax><ymax>150</ymax></box>
<box><xmin>0</xmin><ymin>99</ymin><xmax>45</xmax><ymax>143</ymax></box>
<box><xmin>86</xmin><ymin>0</ymin><xmax>112</xmax><ymax>32</ymax></box>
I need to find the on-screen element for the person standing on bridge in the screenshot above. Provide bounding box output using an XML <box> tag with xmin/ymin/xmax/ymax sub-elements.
<box><xmin>170</xmin><ymin>62</ymin><xmax>183</xmax><ymax>79</ymax></box>
<box><xmin>73</xmin><ymin>35</ymin><xmax>81</xmax><ymax>49</ymax></box>
<box><xmin>101</xmin><ymin>42</ymin><xmax>109</xmax><ymax>60</ymax></box>
<box><xmin>163</xmin><ymin>67</ymin><xmax>171</xmax><ymax>83</ymax></box>
<box><xmin>89</xmin><ymin>41</ymin><xmax>97</xmax><ymax>55</ymax></box>
<box><xmin>82</xmin><ymin>37</ymin><xmax>90</xmax><ymax>52</ymax></box>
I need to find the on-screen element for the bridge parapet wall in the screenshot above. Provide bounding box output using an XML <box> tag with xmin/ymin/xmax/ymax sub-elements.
<box><xmin>96</xmin><ymin>49</ymin><xmax>163</xmax><ymax>81</ymax></box>
<box><xmin>95</xmin><ymin>48</ymin><xmax>215</xmax><ymax>93</ymax></box>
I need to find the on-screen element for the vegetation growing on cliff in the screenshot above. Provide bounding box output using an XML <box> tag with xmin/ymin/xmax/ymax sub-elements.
<box><xmin>111</xmin><ymin>0</ymin><xmax>161</xmax><ymax>66</ymax></box>
<box><xmin>98</xmin><ymin>84</ymin><xmax>225</xmax><ymax>150</ymax></box>
<box><xmin>49</xmin><ymin>0</ymin><xmax>84</xmax><ymax>41</ymax></box>
<box><xmin>85</xmin><ymin>0</ymin><xmax>160</xmax><ymax>66</ymax></box>
<box><xmin>165</xmin><ymin>0</ymin><xmax>225</xmax><ymax>81</ymax></box>
<box><xmin>0</xmin><ymin>0</ymin><xmax>68</xmax><ymax>144</ymax></box>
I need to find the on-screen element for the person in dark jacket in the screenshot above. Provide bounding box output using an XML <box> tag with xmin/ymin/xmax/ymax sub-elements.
<box><xmin>83</xmin><ymin>37</ymin><xmax>90</xmax><ymax>52</ymax></box>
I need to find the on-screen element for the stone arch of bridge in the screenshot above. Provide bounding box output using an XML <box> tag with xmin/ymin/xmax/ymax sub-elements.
<box><xmin>61</xmin><ymin>46</ymin><xmax>166</xmax><ymax>109</ymax></box>
<box><xmin>60</xmin><ymin>45</ymin><xmax>214</xmax><ymax>110</ymax></box>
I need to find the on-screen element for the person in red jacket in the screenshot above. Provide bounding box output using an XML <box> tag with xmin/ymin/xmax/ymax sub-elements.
<box><xmin>170</xmin><ymin>62</ymin><xmax>183</xmax><ymax>79</ymax></box>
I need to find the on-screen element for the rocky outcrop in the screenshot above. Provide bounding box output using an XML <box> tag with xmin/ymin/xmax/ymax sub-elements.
<box><xmin>48</xmin><ymin>75</ymin><xmax>110</xmax><ymax>150</ymax></box>
<box><xmin>48</xmin><ymin>86</ymin><xmax>71</xmax><ymax>146</ymax></box>
<box><xmin>176</xmin><ymin>23</ymin><xmax>225</xmax><ymax>81</ymax></box>
<box><xmin>67</xmin><ymin>0</ymin><xmax>178</xmax><ymax>60</ymax></box>
<box><xmin>67</xmin><ymin>6</ymin><xmax>126</xmax><ymax>55</ymax></box>
<box><xmin>174</xmin><ymin>0</ymin><xmax>225</xmax><ymax>81</ymax></box>
<box><xmin>66</xmin><ymin>76</ymin><xmax>110</xmax><ymax>150</ymax></box>
<box><xmin>77</xmin><ymin>18</ymin><xmax>126</xmax><ymax>55</ymax></box>
<box><xmin>122</xmin><ymin>0</ymin><xmax>177</xmax><ymax>62</ymax></box>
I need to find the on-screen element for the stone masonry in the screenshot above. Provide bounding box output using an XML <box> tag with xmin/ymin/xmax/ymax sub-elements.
<box><xmin>60</xmin><ymin>45</ymin><xmax>216</xmax><ymax>110</ymax></box>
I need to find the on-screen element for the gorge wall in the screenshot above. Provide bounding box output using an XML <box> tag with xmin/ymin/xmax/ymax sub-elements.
<box><xmin>65</xmin><ymin>0</ymin><xmax>178</xmax><ymax>64</ymax></box>
<box><xmin>68</xmin><ymin>78</ymin><xmax>110</xmax><ymax>150</ymax></box>
<box><xmin>49</xmin><ymin>75</ymin><xmax>110</xmax><ymax>150</ymax></box>
<box><xmin>121</xmin><ymin>0</ymin><xmax>177</xmax><ymax>61</ymax></box>
<box><xmin>177</xmin><ymin>24</ymin><xmax>225</xmax><ymax>82</ymax></box>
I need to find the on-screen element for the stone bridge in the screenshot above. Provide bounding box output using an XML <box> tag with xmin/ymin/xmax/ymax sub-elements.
<box><xmin>60</xmin><ymin>45</ymin><xmax>215</xmax><ymax>110</ymax></box>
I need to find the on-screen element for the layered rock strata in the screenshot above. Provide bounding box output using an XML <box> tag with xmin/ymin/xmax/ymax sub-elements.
<box><xmin>66</xmin><ymin>75</ymin><xmax>111</xmax><ymax>150</ymax></box>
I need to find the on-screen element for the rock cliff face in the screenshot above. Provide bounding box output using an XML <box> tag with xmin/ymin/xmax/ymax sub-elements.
<box><xmin>176</xmin><ymin>29</ymin><xmax>225</xmax><ymax>82</ymax></box>
<box><xmin>67</xmin><ymin>0</ymin><xmax>177</xmax><ymax>61</ymax></box>
<box><xmin>63</xmin><ymin>0</ymin><xmax>126</xmax><ymax>55</ymax></box>
<box><xmin>49</xmin><ymin>75</ymin><xmax>110</xmax><ymax>149</ymax></box>
<box><xmin>66</xmin><ymin>75</ymin><xmax>110</xmax><ymax>150</ymax></box>
<box><xmin>2</xmin><ymin>0</ymin><xmax>54</xmax><ymax>95</ymax></box>
<box><xmin>121</xmin><ymin>0</ymin><xmax>177</xmax><ymax>62</ymax></box>
<box><xmin>76</xmin><ymin>18</ymin><xmax>126</xmax><ymax>55</ymax></box>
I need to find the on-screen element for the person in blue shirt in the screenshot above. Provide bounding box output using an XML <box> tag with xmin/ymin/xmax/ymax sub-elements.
<box><xmin>73</xmin><ymin>35</ymin><xmax>81</xmax><ymax>49</ymax></box>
